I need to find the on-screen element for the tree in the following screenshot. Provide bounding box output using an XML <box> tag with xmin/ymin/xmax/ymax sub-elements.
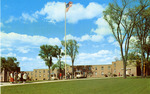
<box><xmin>103</xmin><ymin>0</ymin><xmax>146</xmax><ymax>78</ymax></box>
<box><xmin>39</xmin><ymin>45</ymin><xmax>57</xmax><ymax>80</ymax></box>
<box><xmin>1</xmin><ymin>57</ymin><xmax>19</xmax><ymax>72</ymax></box>
<box><xmin>129</xmin><ymin>36</ymin><xmax>150</xmax><ymax>76</ymax></box>
<box><xmin>61</xmin><ymin>39</ymin><xmax>79</xmax><ymax>78</ymax></box>
<box><xmin>54</xmin><ymin>46</ymin><xmax>65</xmax><ymax>74</ymax></box>
<box><xmin>134</xmin><ymin>1</ymin><xmax>150</xmax><ymax>77</ymax></box>
<box><xmin>52</xmin><ymin>61</ymin><xmax>70</xmax><ymax>73</ymax></box>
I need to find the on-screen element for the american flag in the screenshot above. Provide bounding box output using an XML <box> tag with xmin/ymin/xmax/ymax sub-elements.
<box><xmin>66</xmin><ymin>1</ymin><xmax>73</xmax><ymax>12</ymax></box>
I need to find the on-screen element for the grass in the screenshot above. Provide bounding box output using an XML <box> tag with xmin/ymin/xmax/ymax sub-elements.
<box><xmin>1</xmin><ymin>77</ymin><xmax>150</xmax><ymax>94</ymax></box>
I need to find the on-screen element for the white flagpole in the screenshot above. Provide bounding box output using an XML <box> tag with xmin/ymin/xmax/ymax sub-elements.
<box><xmin>65</xmin><ymin>2</ymin><xmax>67</xmax><ymax>79</ymax></box>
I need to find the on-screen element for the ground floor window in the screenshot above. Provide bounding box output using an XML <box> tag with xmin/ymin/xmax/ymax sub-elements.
<box><xmin>95</xmin><ymin>72</ymin><xmax>97</xmax><ymax>76</ymax></box>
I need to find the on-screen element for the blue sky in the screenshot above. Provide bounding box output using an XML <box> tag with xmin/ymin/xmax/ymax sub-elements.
<box><xmin>1</xmin><ymin>0</ymin><xmax>121</xmax><ymax>71</ymax></box>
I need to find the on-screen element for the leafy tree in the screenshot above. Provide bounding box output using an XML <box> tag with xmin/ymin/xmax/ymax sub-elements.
<box><xmin>144</xmin><ymin>36</ymin><xmax>150</xmax><ymax>61</ymax></box>
<box><xmin>103</xmin><ymin>0</ymin><xmax>147</xmax><ymax>78</ymax></box>
<box><xmin>54</xmin><ymin>46</ymin><xmax>65</xmax><ymax>74</ymax></box>
<box><xmin>1</xmin><ymin>57</ymin><xmax>19</xmax><ymax>72</ymax></box>
<box><xmin>39</xmin><ymin>45</ymin><xmax>57</xmax><ymax>80</ymax></box>
<box><xmin>134</xmin><ymin>1</ymin><xmax>150</xmax><ymax>77</ymax></box>
<box><xmin>52</xmin><ymin>61</ymin><xmax>70</xmax><ymax>71</ymax></box>
<box><xmin>129</xmin><ymin>36</ymin><xmax>150</xmax><ymax>76</ymax></box>
<box><xmin>61</xmin><ymin>39</ymin><xmax>79</xmax><ymax>78</ymax></box>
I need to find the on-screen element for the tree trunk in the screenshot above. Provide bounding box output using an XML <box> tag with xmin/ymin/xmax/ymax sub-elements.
<box><xmin>140</xmin><ymin>42</ymin><xmax>144</xmax><ymax>77</ymax></box>
<box><xmin>59</xmin><ymin>60</ymin><xmax>61</xmax><ymax>74</ymax></box>
<box><xmin>120</xmin><ymin>45</ymin><xmax>126</xmax><ymax>79</ymax></box>
<box><xmin>146</xmin><ymin>49</ymin><xmax>149</xmax><ymax>76</ymax></box>
<box><xmin>48</xmin><ymin>67</ymin><xmax>51</xmax><ymax>80</ymax></box>
<box><xmin>72</xmin><ymin>61</ymin><xmax>74</xmax><ymax>79</ymax></box>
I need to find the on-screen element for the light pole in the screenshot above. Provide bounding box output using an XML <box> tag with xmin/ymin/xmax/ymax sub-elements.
<box><xmin>64</xmin><ymin>1</ymin><xmax>72</xmax><ymax>79</ymax></box>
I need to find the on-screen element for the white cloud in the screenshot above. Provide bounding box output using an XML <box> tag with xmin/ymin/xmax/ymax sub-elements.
<box><xmin>65</xmin><ymin>34</ymin><xmax>104</xmax><ymax>42</ymax></box>
<box><xmin>0</xmin><ymin>32</ymin><xmax>61</xmax><ymax>47</ymax></box>
<box><xmin>21</xmin><ymin>13</ymin><xmax>37</xmax><ymax>23</ymax></box>
<box><xmin>67</xmin><ymin>2</ymin><xmax>104</xmax><ymax>23</ymax></box>
<box><xmin>5</xmin><ymin>13</ymin><xmax>37</xmax><ymax>23</ymax></box>
<box><xmin>18</xmin><ymin>57</ymin><xmax>34</xmax><ymax>61</ymax></box>
<box><xmin>90</xmin><ymin>34</ymin><xmax>104</xmax><ymax>42</ymax></box>
<box><xmin>5</xmin><ymin>16</ymin><xmax>17</xmax><ymax>23</ymax></box>
<box><xmin>19</xmin><ymin>56</ymin><xmax>47</xmax><ymax>71</ymax></box>
<box><xmin>74</xmin><ymin>50</ymin><xmax>115</xmax><ymax>65</ymax></box>
<box><xmin>34</xmin><ymin>2</ymin><xmax>105</xmax><ymax>23</ymax></box>
<box><xmin>113</xmin><ymin>41</ymin><xmax>119</xmax><ymax>47</ymax></box>
<box><xmin>107</xmin><ymin>36</ymin><xmax>115</xmax><ymax>43</ymax></box>
<box><xmin>16</xmin><ymin>47</ymin><xmax>30</xmax><ymax>53</ymax></box>
<box><xmin>92</xmin><ymin>16</ymin><xmax>112</xmax><ymax>35</ymax></box>
<box><xmin>2</xmin><ymin>52</ymin><xmax>16</xmax><ymax>57</ymax></box>
<box><xmin>0</xmin><ymin>48</ymin><xmax>13</xmax><ymax>53</ymax></box>
<box><xmin>5</xmin><ymin>2</ymin><xmax>105</xmax><ymax>24</ymax></box>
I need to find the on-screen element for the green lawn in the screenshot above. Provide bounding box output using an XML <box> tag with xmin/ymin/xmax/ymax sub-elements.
<box><xmin>1</xmin><ymin>78</ymin><xmax>150</xmax><ymax>94</ymax></box>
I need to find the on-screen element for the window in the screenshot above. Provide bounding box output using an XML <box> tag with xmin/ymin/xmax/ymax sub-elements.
<box><xmin>95</xmin><ymin>72</ymin><xmax>97</xmax><ymax>76</ymax></box>
<box><xmin>43</xmin><ymin>70</ymin><xmax>45</xmax><ymax>73</ymax></box>
<box><xmin>83</xmin><ymin>72</ymin><xmax>85</xmax><ymax>76</ymax></box>
<box><xmin>83</xmin><ymin>67</ymin><xmax>86</xmax><ymax>70</ymax></box>
<box><xmin>114</xmin><ymin>63</ymin><xmax>116</xmax><ymax>67</ymax></box>
<box><xmin>39</xmin><ymin>70</ymin><xmax>41</xmax><ymax>73</ymax></box>
<box><xmin>39</xmin><ymin>75</ymin><xmax>41</xmax><ymax>77</ymax></box>
<box><xmin>35</xmin><ymin>70</ymin><xmax>37</xmax><ymax>73</ymax></box>
<box><xmin>101</xmin><ymin>66</ymin><xmax>104</xmax><ymax>70</ymax></box>
<box><xmin>43</xmin><ymin>74</ymin><xmax>45</xmax><ymax>77</ymax></box>
<box><xmin>67</xmin><ymin>67</ymin><xmax>69</xmax><ymax>71</ymax></box>
<box><xmin>108</xmin><ymin>66</ymin><xmax>111</xmax><ymax>70</ymax></box>
<box><xmin>31</xmin><ymin>72</ymin><xmax>33</xmax><ymax>75</ymax></box>
<box><xmin>101</xmin><ymin>72</ymin><xmax>104</xmax><ymax>75</ymax></box>
<box><xmin>35</xmin><ymin>75</ymin><xmax>37</xmax><ymax>77</ymax></box>
<box><xmin>114</xmin><ymin>69</ymin><xmax>116</xmax><ymax>73</ymax></box>
<box><xmin>89</xmin><ymin>67</ymin><xmax>91</xmax><ymax>70</ymax></box>
<box><xmin>95</xmin><ymin>67</ymin><xmax>97</xmax><ymax>70</ymax></box>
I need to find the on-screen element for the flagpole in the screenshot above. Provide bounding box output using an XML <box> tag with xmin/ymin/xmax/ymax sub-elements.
<box><xmin>65</xmin><ymin>2</ymin><xmax>67</xmax><ymax>79</ymax></box>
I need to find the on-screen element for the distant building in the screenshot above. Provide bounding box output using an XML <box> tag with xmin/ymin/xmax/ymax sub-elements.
<box><xmin>25</xmin><ymin>61</ymin><xmax>139</xmax><ymax>81</ymax></box>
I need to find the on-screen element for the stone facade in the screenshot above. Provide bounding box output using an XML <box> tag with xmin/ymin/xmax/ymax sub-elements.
<box><xmin>25</xmin><ymin>61</ymin><xmax>138</xmax><ymax>81</ymax></box>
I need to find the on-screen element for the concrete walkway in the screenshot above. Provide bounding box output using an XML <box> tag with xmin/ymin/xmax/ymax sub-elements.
<box><xmin>0</xmin><ymin>77</ymin><xmax>112</xmax><ymax>87</ymax></box>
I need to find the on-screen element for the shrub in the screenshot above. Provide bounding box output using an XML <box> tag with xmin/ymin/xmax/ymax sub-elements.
<box><xmin>113</xmin><ymin>74</ymin><xmax>117</xmax><ymax>77</ymax></box>
<box><xmin>104</xmin><ymin>74</ymin><xmax>108</xmax><ymax>77</ymax></box>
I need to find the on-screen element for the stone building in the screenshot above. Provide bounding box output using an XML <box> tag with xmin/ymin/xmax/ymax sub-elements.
<box><xmin>25</xmin><ymin>61</ymin><xmax>138</xmax><ymax>81</ymax></box>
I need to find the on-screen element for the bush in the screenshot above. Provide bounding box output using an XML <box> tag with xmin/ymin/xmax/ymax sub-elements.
<box><xmin>131</xmin><ymin>74</ymin><xmax>134</xmax><ymax>76</ymax></box>
<box><xmin>104</xmin><ymin>74</ymin><xmax>108</xmax><ymax>77</ymax></box>
<box><xmin>113</xmin><ymin>74</ymin><xmax>117</xmax><ymax>77</ymax></box>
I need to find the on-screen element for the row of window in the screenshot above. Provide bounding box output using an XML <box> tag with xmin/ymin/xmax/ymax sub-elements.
<box><xmin>28</xmin><ymin>64</ymin><xmax>116</xmax><ymax>75</ymax></box>
<box><xmin>94</xmin><ymin>63</ymin><xmax>116</xmax><ymax>70</ymax></box>
<box><xmin>94</xmin><ymin>70</ymin><xmax>116</xmax><ymax>76</ymax></box>
<box><xmin>35</xmin><ymin>74</ymin><xmax>54</xmax><ymax>77</ymax></box>
<box><xmin>92</xmin><ymin>66</ymin><xmax>111</xmax><ymax>71</ymax></box>
<box><xmin>95</xmin><ymin>72</ymin><xmax>104</xmax><ymax>76</ymax></box>
<box><xmin>95</xmin><ymin>70</ymin><xmax>116</xmax><ymax>75</ymax></box>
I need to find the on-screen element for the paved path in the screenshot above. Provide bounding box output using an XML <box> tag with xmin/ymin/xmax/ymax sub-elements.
<box><xmin>0</xmin><ymin>77</ymin><xmax>112</xmax><ymax>87</ymax></box>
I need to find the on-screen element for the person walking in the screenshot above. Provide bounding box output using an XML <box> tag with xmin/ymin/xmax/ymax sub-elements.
<box><xmin>23</xmin><ymin>72</ymin><xmax>27</xmax><ymax>84</ymax></box>
<box><xmin>59</xmin><ymin>73</ymin><xmax>62</xmax><ymax>80</ymax></box>
<box><xmin>10</xmin><ymin>71</ymin><xmax>14</xmax><ymax>84</ymax></box>
<box><xmin>18</xmin><ymin>72</ymin><xmax>21</xmax><ymax>83</ymax></box>
<box><xmin>14</xmin><ymin>71</ymin><xmax>18</xmax><ymax>83</ymax></box>
<box><xmin>21</xmin><ymin>72</ymin><xmax>23</xmax><ymax>83</ymax></box>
